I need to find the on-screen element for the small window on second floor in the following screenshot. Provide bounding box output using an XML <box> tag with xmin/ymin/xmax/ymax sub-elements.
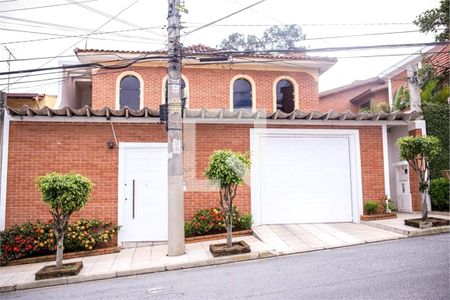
<box><xmin>119</xmin><ymin>75</ymin><xmax>140</xmax><ymax>110</ymax></box>
<box><xmin>233</xmin><ymin>78</ymin><xmax>252</xmax><ymax>110</ymax></box>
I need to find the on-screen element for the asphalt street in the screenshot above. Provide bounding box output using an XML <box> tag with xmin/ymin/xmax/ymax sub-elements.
<box><xmin>3</xmin><ymin>234</ymin><xmax>449</xmax><ymax>300</ymax></box>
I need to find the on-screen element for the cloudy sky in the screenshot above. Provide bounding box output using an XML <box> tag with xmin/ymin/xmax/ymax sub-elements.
<box><xmin>0</xmin><ymin>0</ymin><xmax>441</xmax><ymax>96</ymax></box>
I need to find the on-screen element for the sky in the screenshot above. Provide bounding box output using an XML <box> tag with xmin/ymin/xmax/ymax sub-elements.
<box><xmin>0</xmin><ymin>0</ymin><xmax>441</xmax><ymax>97</ymax></box>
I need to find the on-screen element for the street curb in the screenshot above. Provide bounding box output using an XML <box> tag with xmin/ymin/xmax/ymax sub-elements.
<box><xmin>0</xmin><ymin>250</ymin><xmax>276</xmax><ymax>293</ymax></box>
<box><xmin>361</xmin><ymin>221</ymin><xmax>450</xmax><ymax>237</ymax></box>
<box><xmin>1</xmin><ymin>231</ymin><xmax>434</xmax><ymax>294</ymax></box>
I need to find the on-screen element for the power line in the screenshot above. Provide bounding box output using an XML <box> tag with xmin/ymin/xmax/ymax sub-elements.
<box><xmin>65</xmin><ymin>0</ymin><xmax>165</xmax><ymax>39</ymax></box>
<box><xmin>182</xmin><ymin>0</ymin><xmax>267</xmax><ymax>37</ymax></box>
<box><xmin>0</xmin><ymin>43</ymin><xmax>446</xmax><ymax>78</ymax></box>
<box><xmin>184</xmin><ymin>22</ymin><xmax>415</xmax><ymax>27</ymax></box>
<box><xmin>3</xmin><ymin>49</ymin><xmax>448</xmax><ymax>92</ymax></box>
<box><xmin>0</xmin><ymin>0</ymin><xmax>98</xmax><ymax>13</ymax></box>
<box><xmin>215</xmin><ymin>42</ymin><xmax>447</xmax><ymax>54</ymax></box>
<box><xmin>0</xmin><ymin>50</ymin><xmax>444</xmax><ymax>82</ymax></box>
<box><xmin>0</xmin><ymin>27</ymin><xmax>165</xmax><ymax>46</ymax></box>
<box><xmin>2</xmin><ymin>0</ymin><xmax>141</xmax><ymax>92</ymax></box>
<box><xmin>0</xmin><ymin>15</ymin><xmax>161</xmax><ymax>41</ymax></box>
<box><xmin>226</xmin><ymin>0</ymin><xmax>284</xmax><ymax>26</ymax></box>
<box><xmin>301</xmin><ymin>30</ymin><xmax>427</xmax><ymax>41</ymax></box>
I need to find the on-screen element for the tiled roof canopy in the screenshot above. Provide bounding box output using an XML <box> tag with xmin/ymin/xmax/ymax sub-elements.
<box><xmin>6</xmin><ymin>106</ymin><xmax>422</xmax><ymax>122</ymax></box>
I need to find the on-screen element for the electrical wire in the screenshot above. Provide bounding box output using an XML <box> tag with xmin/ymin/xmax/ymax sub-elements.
<box><xmin>0</xmin><ymin>27</ymin><xmax>165</xmax><ymax>46</ymax></box>
<box><xmin>0</xmin><ymin>43</ymin><xmax>447</xmax><ymax>78</ymax></box>
<box><xmin>182</xmin><ymin>0</ymin><xmax>267</xmax><ymax>37</ymax></box>
<box><xmin>0</xmin><ymin>50</ymin><xmax>448</xmax><ymax>85</ymax></box>
<box><xmin>65</xmin><ymin>0</ymin><xmax>165</xmax><ymax>39</ymax></box>
<box><xmin>2</xmin><ymin>0</ymin><xmax>144</xmax><ymax>91</ymax></box>
<box><xmin>0</xmin><ymin>15</ymin><xmax>163</xmax><ymax>41</ymax></box>
<box><xmin>1</xmin><ymin>0</ymin><xmax>142</xmax><ymax>92</ymax></box>
<box><xmin>183</xmin><ymin>22</ymin><xmax>415</xmax><ymax>27</ymax></box>
<box><xmin>0</xmin><ymin>0</ymin><xmax>99</xmax><ymax>13</ymax></box>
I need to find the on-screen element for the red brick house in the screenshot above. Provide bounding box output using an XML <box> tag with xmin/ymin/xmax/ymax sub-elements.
<box><xmin>0</xmin><ymin>45</ymin><xmax>424</xmax><ymax>244</ymax></box>
<box><xmin>319</xmin><ymin>44</ymin><xmax>449</xmax><ymax>113</ymax></box>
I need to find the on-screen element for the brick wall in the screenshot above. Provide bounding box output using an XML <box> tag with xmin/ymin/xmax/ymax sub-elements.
<box><xmin>5</xmin><ymin>122</ymin><xmax>167</xmax><ymax>228</ymax></box>
<box><xmin>183</xmin><ymin>123</ymin><xmax>385</xmax><ymax>219</ymax></box>
<box><xmin>5</xmin><ymin>121</ymin><xmax>385</xmax><ymax>227</ymax></box>
<box><xmin>319</xmin><ymin>81</ymin><xmax>388</xmax><ymax>113</ymax></box>
<box><xmin>92</xmin><ymin>66</ymin><xmax>319</xmax><ymax>112</ymax></box>
<box><xmin>390</xmin><ymin>70</ymin><xmax>408</xmax><ymax>101</ymax></box>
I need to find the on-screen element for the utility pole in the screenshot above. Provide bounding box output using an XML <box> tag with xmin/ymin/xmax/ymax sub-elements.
<box><xmin>166</xmin><ymin>0</ymin><xmax>185</xmax><ymax>256</ymax></box>
<box><xmin>407</xmin><ymin>64</ymin><xmax>421</xmax><ymax>112</ymax></box>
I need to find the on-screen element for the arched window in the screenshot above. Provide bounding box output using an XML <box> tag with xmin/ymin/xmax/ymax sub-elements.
<box><xmin>119</xmin><ymin>75</ymin><xmax>140</xmax><ymax>110</ymax></box>
<box><xmin>276</xmin><ymin>79</ymin><xmax>295</xmax><ymax>113</ymax></box>
<box><xmin>233</xmin><ymin>78</ymin><xmax>252</xmax><ymax>110</ymax></box>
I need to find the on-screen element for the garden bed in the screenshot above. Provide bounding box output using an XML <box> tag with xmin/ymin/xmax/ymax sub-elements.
<box><xmin>404</xmin><ymin>217</ymin><xmax>450</xmax><ymax>229</ymax></box>
<box><xmin>35</xmin><ymin>261</ymin><xmax>83</xmax><ymax>280</ymax></box>
<box><xmin>185</xmin><ymin>229</ymin><xmax>252</xmax><ymax>243</ymax></box>
<box><xmin>209</xmin><ymin>241</ymin><xmax>251</xmax><ymax>257</ymax></box>
<box><xmin>1</xmin><ymin>246</ymin><xmax>120</xmax><ymax>267</ymax></box>
<box><xmin>360</xmin><ymin>213</ymin><xmax>397</xmax><ymax>221</ymax></box>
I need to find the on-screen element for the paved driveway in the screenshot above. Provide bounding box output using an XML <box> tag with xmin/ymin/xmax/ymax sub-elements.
<box><xmin>252</xmin><ymin>223</ymin><xmax>405</xmax><ymax>254</ymax></box>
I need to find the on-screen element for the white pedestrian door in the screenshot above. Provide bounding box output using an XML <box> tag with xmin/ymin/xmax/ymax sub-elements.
<box><xmin>119</xmin><ymin>143</ymin><xmax>168</xmax><ymax>242</ymax></box>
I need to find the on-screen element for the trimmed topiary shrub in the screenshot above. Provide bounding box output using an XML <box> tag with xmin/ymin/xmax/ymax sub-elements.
<box><xmin>429</xmin><ymin>178</ymin><xmax>449</xmax><ymax>211</ymax></box>
<box><xmin>204</xmin><ymin>150</ymin><xmax>250</xmax><ymax>248</ymax></box>
<box><xmin>36</xmin><ymin>172</ymin><xmax>93</xmax><ymax>270</ymax></box>
<box><xmin>364</xmin><ymin>201</ymin><xmax>379</xmax><ymax>215</ymax></box>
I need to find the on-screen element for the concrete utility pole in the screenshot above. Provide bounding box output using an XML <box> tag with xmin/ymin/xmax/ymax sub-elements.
<box><xmin>407</xmin><ymin>64</ymin><xmax>421</xmax><ymax>112</ymax></box>
<box><xmin>166</xmin><ymin>0</ymin><xmax>185</xmax><ymax>256</ymax></box>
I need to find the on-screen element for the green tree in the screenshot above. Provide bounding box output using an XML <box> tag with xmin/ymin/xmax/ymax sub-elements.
<box><xmin>397</xmin><ymin>136</ymin><xmax>441</xmax><ymax>220</ymax></box>
<box><xmin>219</xmin><ymin>25</ymin><xmax>305</xmax><ymax>51</ymax></box>
<box><xmin>414</xmin><ymin>0</ymin><xmax>449</xmax><ymax>42</ymax></box>
<box><xmin>36</xmin><ymin>173</ymin><xmax>93</xmax><ymax>270</ymax></box>
<box><xmin>205</xmin><ymin>150</ymin><xmax>250</xmax><ymax>247</ymax></box>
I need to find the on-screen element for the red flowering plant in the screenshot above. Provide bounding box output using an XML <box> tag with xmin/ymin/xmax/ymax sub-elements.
<box><xmin>0</xmin><ymin>219</ymin><xmax>119</xmax><ymax>262</ymax></box>
<box><xmin>185</xmin><ymin>207</ymin><xmax>252</xmax><ymax>237</ymax></box>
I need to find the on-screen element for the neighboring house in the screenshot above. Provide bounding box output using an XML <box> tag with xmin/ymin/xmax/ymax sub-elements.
<box><xmin>319</xmin><ymin>44</ymin><xmax>449</xmax><ymax>113</ymax></box>
<box><xmin>319</xmin><ymin>77</ymin><xmax>388</xmax><ymax>113</ymax></box>
<box><xmin>0</xmin><ymin>45</ymin><xmax>424</xmax><ymax>244</ymax></box>
<box><xmin>5</xmin><ymin>93</ymin><xmax>57</xmax><ymax>109</ymax></box>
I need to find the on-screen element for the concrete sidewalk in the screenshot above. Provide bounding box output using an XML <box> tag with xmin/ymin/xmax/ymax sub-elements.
<box><xmin>252</xmin><ymin>223</ymin><xmax>405</xmax><ymax>254</ymax></box>
<box><xmin>362</xmin><ymin>212</ymin><xmax>450</xmax><ymax>237</ymax></box>
<box><xmin>1</xmin><ymin>217</ymin><xmax>445</xmax><ymax>293</ymax></box>
<box><xmin>0</xmin><ymin>235</ymin><xmax>272</xmax><ymax>293</ymax></box>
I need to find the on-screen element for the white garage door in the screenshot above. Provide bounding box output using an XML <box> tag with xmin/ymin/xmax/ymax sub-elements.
<box><xmin>251</xmin><ymin>129</ymin><xmax>361</xmax><ymax>225</ymax></box>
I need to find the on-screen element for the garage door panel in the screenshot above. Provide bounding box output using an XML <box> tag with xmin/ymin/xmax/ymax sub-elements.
<box><xmin>257</xmin><ymin>135</ymin><xmax>354</xmax><ymax>224</ymax></box>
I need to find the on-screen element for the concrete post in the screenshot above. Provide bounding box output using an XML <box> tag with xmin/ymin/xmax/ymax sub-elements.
<box><xmin>407</xmin><ymin>64</ymin><xmax>421</xmax><ymax>112</ymax></box>
<box><xmin>166</xmin><ymin>0</ymin><xmax>185</xmax><ymax>256</ymax></box>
